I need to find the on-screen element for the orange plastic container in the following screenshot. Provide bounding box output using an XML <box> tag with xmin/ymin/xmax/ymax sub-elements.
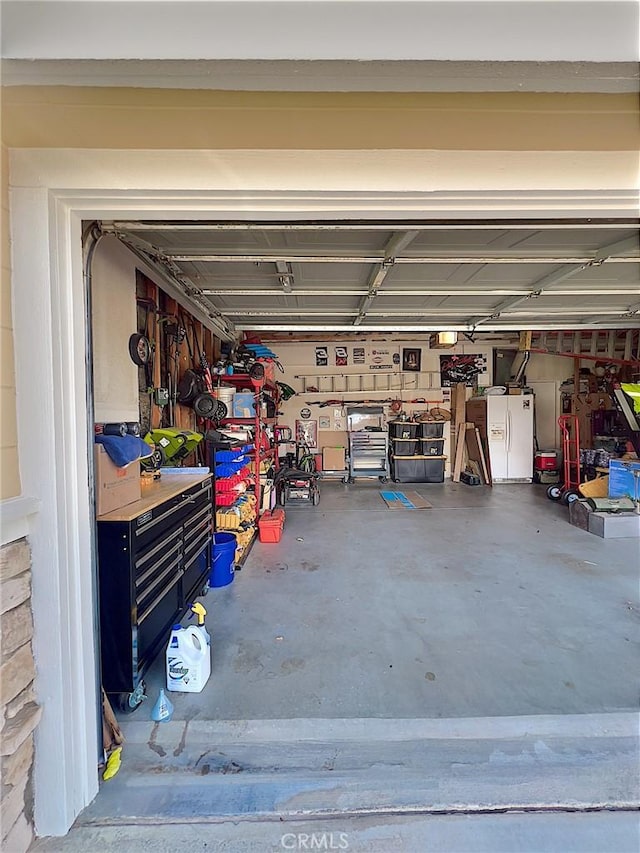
<box><xmin>258</xmin><ymin>508</ymin><xmax>285</xmax><ymax>543</ymax></box>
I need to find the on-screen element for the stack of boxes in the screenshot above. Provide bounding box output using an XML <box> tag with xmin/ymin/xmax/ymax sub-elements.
<box><xmin>388</xmin><ymin>420</ymin><xmax>447</xmax><ymax>483</ymax></box>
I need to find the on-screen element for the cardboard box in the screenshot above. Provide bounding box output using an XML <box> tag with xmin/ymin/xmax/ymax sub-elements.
<box><xmin>608</xmin><ymin>458</ymin><xmax>640</xmax><ymax>500</ymax></box>
<box><xmin>322</xmin><ymin>446</ymin><xmax>345</xmax><ymax>471</ymax></box>
<box><xmin>232</xmin><ymin>392</ymin><xmax>256</xmax><ymax>418</ymax></box>
<box><xmin>465</xmin><ymin>398</ymin><xmax>487</xmax><ymax>429</ymax></box>
<box><xmin>94</xmin><ymin>444</ymin><xmax>141</xmax><ymax>516</ymax></box>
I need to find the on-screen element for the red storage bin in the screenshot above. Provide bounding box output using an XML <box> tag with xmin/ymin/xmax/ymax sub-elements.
<box><xmin>258</xmin><ymin>508</ymin><xmax>286</xmax><ymax>543</ymax></box>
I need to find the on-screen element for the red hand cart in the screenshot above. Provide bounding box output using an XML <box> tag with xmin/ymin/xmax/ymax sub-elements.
<box><xmin>547</xmin><ymin>414</ymin><xmax>582</xmax><ymax>505</ymax></box>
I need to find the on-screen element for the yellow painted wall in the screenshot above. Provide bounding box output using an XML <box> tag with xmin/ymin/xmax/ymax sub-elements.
<box><xmin>0</xmin><ymin>143</ymin><xmax>20</xmax><ymax>499</ymax></box>
<box><xmin>2</xmin><ymin>88</ymin><xmax>638</xmax><ymax>151</ymax></box>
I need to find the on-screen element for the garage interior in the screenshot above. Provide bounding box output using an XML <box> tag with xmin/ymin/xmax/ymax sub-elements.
<box><xmin>77</xmin><ymin>216</ymin><xmax>640</xmax><ymax>825</ymax></box>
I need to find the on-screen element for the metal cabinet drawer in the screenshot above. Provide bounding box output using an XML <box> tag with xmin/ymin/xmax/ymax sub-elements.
<box><xmin>183</xmin><ymin>502</ymin><xmax>212</xmax><ymax>538</ymax></box>
<box><xmin>136</xmin><ymin>552</ymin><xmax>182</xmax><ymax>620</ymax></box>
<box><xmin>136</xmin><ymin>570</ymin><xmax>182</xmax><ymax>672</ymax></box>
<box><xmin>182</xmin><ymin>539</ymin><xmax>210</xmax><ymax>606</ymax></box>
<box><xmin>133</xmin><ymin>481</ymin><xmax>211</xmax><ymax>550</ymax></box>
<box><xmin>134</xmin><ymin>529</ymin><xmax>181</xmax><ymax>584</ymax></box>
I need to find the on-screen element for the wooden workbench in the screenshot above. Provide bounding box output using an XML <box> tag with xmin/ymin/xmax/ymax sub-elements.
<box><xmin>97</xmin><ymin>472</ymin><xmax>211</xmax><ymax>522</ymax></box>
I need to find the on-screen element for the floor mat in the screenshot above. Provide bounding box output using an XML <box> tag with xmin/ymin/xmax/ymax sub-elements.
<box><xmin>380</xmin><ymin>490</ymin><xmax>432</xmax><ymax>510</ymax></box>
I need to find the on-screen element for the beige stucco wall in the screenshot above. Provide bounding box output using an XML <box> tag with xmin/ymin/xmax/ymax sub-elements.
<box><xmin>1</xmin><ymin>143</ymin><xmax>20</xmax><ymax>500</ymax></box>
<box><xmin>2</xmin><ymin>88</ymin><xmax>638</xmax><ymax>151</ymax></box>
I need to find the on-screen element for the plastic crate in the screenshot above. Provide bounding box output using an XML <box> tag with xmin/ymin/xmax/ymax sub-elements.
<box><xmin>392</xmin><ymin>456</ymin><xmax>446</xmax><ymax>483</ymax></box>
<box><xmin>389</xmin><ymin>421</ymin><xmax>419</xmax><ymax>439</ymax></box>
<box><xmin>391</xmin><ymin>439</ymin><xmax>419</xmax><ymax>456</ymax></box>
<box><xmin>420</xmin><ymin>438</ymin><xmax>445</xmax><ymax>456</ymax></box>
<box><xmin>419</xmin><ymin>421</ymin><xmax>445</xmax><ymax>438</ymax></box>
<box><xmin>422</xmin><ymin>457</ymin><xmax>446</xmax><ymax>482</ymax></box>
<box><xmin>215</xmin><ymin>492</ymin><xmax>240</xmax><ymax>507</ymax></box>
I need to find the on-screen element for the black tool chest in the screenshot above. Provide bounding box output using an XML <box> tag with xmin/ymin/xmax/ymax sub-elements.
<box><xmin>97</xmin><ymin>474</ymin><xmax>212</xmax><ymax>704</ymax></box>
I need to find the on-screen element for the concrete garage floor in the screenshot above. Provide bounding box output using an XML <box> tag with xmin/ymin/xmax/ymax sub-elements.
<box><xmin>38</xmin><ymin>482</ymin><xmax>639</xmax><ymax>849</ymax></box>
<box><xmin>143</xmin><ymin>481</ymin><xmax>639</xmax><ymax>721</ymax></box>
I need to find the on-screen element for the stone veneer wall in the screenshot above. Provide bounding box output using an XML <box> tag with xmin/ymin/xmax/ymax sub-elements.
<box><xmin>1</xmin><ymin>538</ymin><xmax>41</xmax><ymax>852</ymax></box>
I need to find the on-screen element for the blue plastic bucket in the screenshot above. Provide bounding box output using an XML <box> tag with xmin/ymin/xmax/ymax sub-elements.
<box><xmin>211</xmin><ymin>532</ymin><xmax>236</xmax><ymax>587</ymax></box>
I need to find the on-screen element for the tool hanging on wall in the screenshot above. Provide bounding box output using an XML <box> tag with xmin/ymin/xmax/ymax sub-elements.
<box><xmin>307</xmin><ymin>397</ymin><xmax>445</xmax><ymax>409</ymax></box>
<box><xmin>133</xmin><ymin>296</ymin><xmax>159</xmax><ymax>395</ymax></box>
<box><xmin>163</xmin><ymin>320</ymin><xmax>185</xmax><ymax>426</ymax></box>
<box><xmin>192</xmin><ymin>320</ymin><xmax>219</xmax><ymax>419</ymax></box>
<box><xmin>174</xmin><ymin>313</ymin><xmax>200</xmax><ymax>406</ymax></box>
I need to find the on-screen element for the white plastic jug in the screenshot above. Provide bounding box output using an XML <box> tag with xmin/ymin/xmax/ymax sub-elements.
<box><xmin>165</xmin><ymin>624</ymin><xmax>211</xmax><ymax>693</ymax></box>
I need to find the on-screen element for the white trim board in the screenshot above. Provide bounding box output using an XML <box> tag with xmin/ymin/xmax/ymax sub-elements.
<box><xmin>8</xmin><ymin>148</ymin><xmax>637</xmax><ymax>837</ymax></box>
<box><xmin>11</xmin><ymin>149</ymin><xmax>640</xmax><ymax>200</ymax></box>
<box><xmin>0</xmin><ymin>496</ymin><xmax>41</xmax><ymax>546</ymax></box>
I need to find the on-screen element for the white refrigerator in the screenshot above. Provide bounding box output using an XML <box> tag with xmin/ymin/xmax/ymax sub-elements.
<box><xmin>487</xmin><ymin>394</ymin><xmax>534</xmax><ymax>482</ymax></box>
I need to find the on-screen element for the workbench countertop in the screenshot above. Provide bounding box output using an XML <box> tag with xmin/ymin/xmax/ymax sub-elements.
<box><xmin>97</xmin><ymin>472</ymin><xmax>212</xmax><ymax>522</ymax></box>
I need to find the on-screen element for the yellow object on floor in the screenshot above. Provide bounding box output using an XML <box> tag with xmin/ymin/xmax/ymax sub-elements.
<box><xmin>579</xmin><ymin>474</ymin><xmax>609</xmax><ymax>499</ymax></box>
<box><xmin>103</xmin><ymin>746</ymin><xmax>122</xmax><ymax>781</ymax></box>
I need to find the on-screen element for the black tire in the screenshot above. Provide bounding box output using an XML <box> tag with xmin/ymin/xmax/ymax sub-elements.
<box><xmin>348</xmin><ymin>477</ymin><xmax>355</xmax><ymax>484</ymax></box>
<box><xmin>128</xmin><ymin>333</ymin><xmax>151</xmax><ymax>366</ymax></box>
<box><xmin>116</xmin><ymin>683</ymin><xmax>145</xmax><ymax>714</ymax></box>
<box><xmin>379</xmin><ymin>476</ymin><xmax>389</xmax><ymax>484</ymax></box>
<box><xmin>546</xmin><ymin>484</ymin><xmax>563</xmax><ymax>501</ymax></box>
<box><xmin>393</xmin><ymin>478</ymin><xmax>400</xmax><ymax>483</ymax></box>
<box><xmin>193</xmin><ymin>393</ymin><xmax>217</xmax><ymax>418</ymax></box>
<box><xmin>312</xmin><ymin>489</ymin><xmax>320</xmax><ymax>506</ymax></box>
<box><xmin>341</xmin><ymin>476</ymin><xmax>349</xmax><ymax>484</ymax></box>
<box><xmin>561</xmin><ymin>488</ymin><xmax>581</xmax><ymax>506</ymax></box>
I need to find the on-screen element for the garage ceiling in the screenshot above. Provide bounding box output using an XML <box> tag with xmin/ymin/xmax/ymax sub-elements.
<box><xmin>107</xmin><ymin>220</ymin><xmax>640</xmax><ymax>339</ymax></box>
